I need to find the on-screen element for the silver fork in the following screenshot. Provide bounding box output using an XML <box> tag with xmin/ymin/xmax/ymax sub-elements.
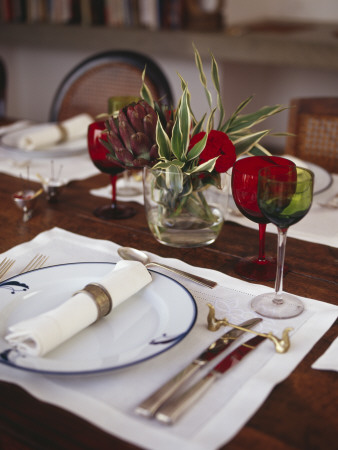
<box><xmin>19</xmin><ymin>254</ymin><xmax>49</xmax><ymax>274</ymax></box>
<box><xmin>0</xmin><ymin>258</ymin><xmax>16</xmax><ymax>282</ymax></box>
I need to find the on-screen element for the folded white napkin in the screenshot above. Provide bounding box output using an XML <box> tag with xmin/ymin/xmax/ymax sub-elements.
<box><xmin>312</xmin><ymin>337</ymin><xmax>338</xmax><ymax>372</ymax></box>
<box><xmin>16</xmin><ymin>113</ymin><xmax>93</xmax><ymax>150</ymax></box>
<box><xmin>0</xmin><ymin>120</ymin><xmax>32</xmax><ymax>136</ymax></box>
<box><xmin>5</xmin><ymin>260</ymin><xmax>152</xmax><ymax>356</ymax></box>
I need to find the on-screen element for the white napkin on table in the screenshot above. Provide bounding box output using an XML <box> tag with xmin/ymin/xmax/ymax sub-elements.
<box><xmin>5</xmin><ymin>260</ymin><xmax>152</xmax><ymax>356</ymax></box>
<box><xmin>16</xmin><ymin>113</ymin><xmax>93</xmax><ymax>150</ymax></box>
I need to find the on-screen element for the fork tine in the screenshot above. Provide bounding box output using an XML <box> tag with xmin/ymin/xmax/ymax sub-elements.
<box><xmin>20</xmin><ymin>254</ymin><xmax>49</xmax><ymax>274</ymax></box>
<box><xmin>0</xmin><ymin>258</ymin><xmax>15</xmax><ymax>280</ymax></box>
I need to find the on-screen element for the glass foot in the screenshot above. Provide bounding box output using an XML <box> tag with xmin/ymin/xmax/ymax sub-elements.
<box><xmin>93</xmin><ymin>203</ymin><xmax>136</xmax><ymax>220</ymax></box>
<box><xmin>251</xmin><ymin>292</ymin><xmax>304</xmax><ymax>319</ymax></box>
<box><xmin>235</xmin><ymin>256</ymin><xmax>290</xmax><ymax>282</ymax></box>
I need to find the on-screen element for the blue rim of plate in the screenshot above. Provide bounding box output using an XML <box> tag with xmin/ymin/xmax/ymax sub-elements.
<box><xmin>0</xmin><ymin>262</ymin><xmax>197</xmax><ymax>375</ymax></box>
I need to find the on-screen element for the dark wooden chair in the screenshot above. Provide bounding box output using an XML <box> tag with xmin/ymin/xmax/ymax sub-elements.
<box><xmin>49</xmin><ymin>50</ymin><xmax>173</xmax><ymax>122</ymax></box>
<box><xmin>285</xmin><ymin>97</ymin><xmax>338</xmax><ymax>173</ymax></box>
<box><xmin>0</xmin><ymin>58</ymin><xmax>6</xmax><ymax>118</ymax></box>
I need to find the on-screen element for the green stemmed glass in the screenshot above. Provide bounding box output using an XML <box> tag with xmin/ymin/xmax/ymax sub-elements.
<box><xmin>251</xmin><ymin>165</ymin><xmax>314</xmax><ymax>319</ymax></box>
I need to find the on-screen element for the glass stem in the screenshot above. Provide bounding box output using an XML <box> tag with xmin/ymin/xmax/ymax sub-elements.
<box><xmin>258</xmin><ymin>223</ymin><xmax>267</xmax><ymax>261</ymax></box>
<box><xmin>110</xmin><ymin>175</ymin><xmax>117</xmax><ymax>207</ymax></box>
<box><xmin>274</xmin><ymin>227</ymin><xmax>288</xmax><ymax>303</ymax></box>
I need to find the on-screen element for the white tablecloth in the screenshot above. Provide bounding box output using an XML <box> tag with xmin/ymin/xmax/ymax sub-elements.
<box><xmin>0</xmin><ymin>228</ymin><xmax>336</xmax><ymax>450</ymax></box>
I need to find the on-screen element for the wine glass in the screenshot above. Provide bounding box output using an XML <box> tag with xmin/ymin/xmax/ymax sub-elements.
<box><xmin>87</xmin><ymin>120</ymin><xmax>136</xmax><ymax>220</ymax></box>
<box><xmin>251</xmin><ymin>165</ymin><xmax>314</xmax><ymax>319</ymax></box>
<box><xmin>231</xmin><ymin>156</ymin><xmax>294</xmax><ymax>281</ymax></box>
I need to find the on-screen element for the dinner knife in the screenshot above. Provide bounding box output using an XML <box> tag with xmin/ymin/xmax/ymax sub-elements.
<box><xmin>135</xmin><ymin>317</ymin><xmax>262</xmax><ymax>418</ymax></box>
<box><xmin>156</xmin><ymin>335</ymin><xmax>265</xmax><ymax>425</ymax></box>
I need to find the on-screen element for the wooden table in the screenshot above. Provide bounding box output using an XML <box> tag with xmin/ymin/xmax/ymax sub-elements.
<box><xmin>0</xmin><ymin>171</ymin><xmax>337</xmax><ymax>450</ymax></box>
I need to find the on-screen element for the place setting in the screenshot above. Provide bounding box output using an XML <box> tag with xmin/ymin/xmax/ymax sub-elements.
<box><xmin>0</xmin><ymin>113</ymin><xmax>101</xmax><ymax>185</ymax></box>
<box><xmin>0</xmin><ymin>225</ymin><xmax>336</xmax><ymax>450</ymax></box>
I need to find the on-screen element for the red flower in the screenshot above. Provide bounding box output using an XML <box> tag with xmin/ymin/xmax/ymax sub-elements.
<box><xmin>189</xmin><ymin>130</ymin><xmax>236</xmax><ymax>173</ymax></box>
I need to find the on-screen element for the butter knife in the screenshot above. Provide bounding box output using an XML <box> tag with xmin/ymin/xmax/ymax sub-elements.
<box><xmin>135</xmin><ymin>317</ymin><xmax>262</xmax><ymax>418</ymax></box>
<box><xmin>156</xmin><ymin>335</ymin><xmax>265</xmax><ymax>424</ymax></box>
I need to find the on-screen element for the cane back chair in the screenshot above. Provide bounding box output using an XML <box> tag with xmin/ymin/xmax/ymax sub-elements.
<box><xmin>285</xmin><ymin>97</ymin><xmax>338</xmax><ymax>173</ymax></box>
<box><xmin>49</xmin><ymin>50</ymin><xmax>173</xmax><ymax>122</ymax></box>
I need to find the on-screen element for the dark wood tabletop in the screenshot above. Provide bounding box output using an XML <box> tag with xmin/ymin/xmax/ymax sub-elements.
<box><xmin>0</xmin><ymin>171</ymin><xmax>337</xmax><ymax>450</ymax></box>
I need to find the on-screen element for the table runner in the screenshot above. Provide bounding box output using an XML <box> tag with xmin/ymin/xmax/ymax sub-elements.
<box><xmin>0</xmin><ymin>228</ymin><xmax>337</xmax><ymax>450</ymax></box>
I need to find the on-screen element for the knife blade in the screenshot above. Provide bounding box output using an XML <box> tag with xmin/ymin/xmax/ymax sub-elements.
<box><xmin>155</xmin><ymin>335</ymin><xmax>265</xmax><ymax>424</ymax></box>
<box><xmin>135</xmin><ymin>317</ymin><xmax>262</xmax><ymax>417</ymax></box>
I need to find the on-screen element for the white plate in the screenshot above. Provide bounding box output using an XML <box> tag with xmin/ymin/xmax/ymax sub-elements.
<box><xmin>304</xmin><ymin>161</ymin><xmax>332</xmax><ymax>195</ymax></box>
<box><xmin>0</xmin><ymin>124</ymin><xmax>87</xmax><ymax>158</ymax></box>
<box><xmin>281</xmin><ymin>156</ymin><xmax>333</xmax><ymax>195</ymax></box>
<box><xmin>0</xmin><ymin>263</ymin><xmax>197</xmax><ymax>375</ymax></box>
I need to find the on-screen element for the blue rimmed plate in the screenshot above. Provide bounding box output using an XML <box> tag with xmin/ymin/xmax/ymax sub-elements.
<box><xmin>0</xmin><ymin>262</ymin><xmax>197</xmax><ymax>375</ymax></box>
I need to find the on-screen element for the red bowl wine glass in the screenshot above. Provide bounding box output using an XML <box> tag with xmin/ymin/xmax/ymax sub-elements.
<box><xmin>231</xmin><ymin>156</ymin><xmax>294</xmax><ymax>281</ymax></box>
<box><xmin>87</xmin><ymin>120</ymin><xmax>136</xmax><ymax>220</ymax></box>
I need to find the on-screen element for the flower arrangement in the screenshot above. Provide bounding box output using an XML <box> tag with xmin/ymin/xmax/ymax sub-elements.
<box><xmin>102</xmin><ymin>46</ymin><xmax>287</xmax><ymax>246</ymax></box>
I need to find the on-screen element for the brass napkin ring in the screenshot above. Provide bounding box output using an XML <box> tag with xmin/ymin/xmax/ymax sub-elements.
<box><xmin>74</xmin><ymin>283</ymin><xmax>112</xmax><ymax>321</ymax></box>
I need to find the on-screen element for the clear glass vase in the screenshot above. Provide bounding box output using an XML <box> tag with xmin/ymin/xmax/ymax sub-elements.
<box><xmin>143</xmin><ymin>167</ymin><xmax>229</xmax><ymax>248</ymax></box>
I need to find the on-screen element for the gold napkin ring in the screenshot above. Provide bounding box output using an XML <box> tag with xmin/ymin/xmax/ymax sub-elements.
<box><xmin>74</xmin><ymin>283</ymin><xmax>112</xmax><ymax>321</ymax></box>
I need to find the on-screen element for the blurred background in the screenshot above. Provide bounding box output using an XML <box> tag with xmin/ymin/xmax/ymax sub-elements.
<box><xmin>0</xmin><ymin>0</ymin><xmax>337</xmax><ymax>152</ymax></box>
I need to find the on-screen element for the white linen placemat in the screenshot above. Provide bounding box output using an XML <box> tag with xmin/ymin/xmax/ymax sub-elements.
<box><xmin>312</xmin><ymin>337</ymin><xmax>338</xmax><ymax>372</ymax></box>
<box><xmin>0</xmin><ymin>227</ymin><xmax>337</xmax><ymax>450</ymax></box>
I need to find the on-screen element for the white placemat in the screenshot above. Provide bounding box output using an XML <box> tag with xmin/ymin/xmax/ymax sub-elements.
<box><xmin>312</xmin><ymin>337</ymin><xmax>338</xmax><ymax>372</ymax></box>
<box><xmin>0</xmin><ymin>228</ymin><xmax>337</xmax><ymax>450</ymax></box>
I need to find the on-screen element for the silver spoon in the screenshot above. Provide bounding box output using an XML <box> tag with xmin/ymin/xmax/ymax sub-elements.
<box><xmin>117</xmin><ymin>247</ymin><xmax>217</xmax><ymax>289</ymax></box>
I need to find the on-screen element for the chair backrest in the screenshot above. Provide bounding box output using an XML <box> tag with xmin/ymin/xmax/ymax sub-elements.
<box><xmin>0</xmin><ymin>58</ymin><xmax>6</xmax><ymax>118</ymax></box>
<box><xmin>49</xmin><ymin>50</ymin><xmax>173</xmax><ymax>122</ymax></box>
<box><xmin>285</xmin><ymin>97</ymin><xmax>338</xmax><ymax>173</ymax></box>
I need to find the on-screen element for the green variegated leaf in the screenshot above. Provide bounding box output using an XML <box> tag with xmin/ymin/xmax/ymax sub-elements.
<box><xmin>247</xmin><ymin>142</ymin><xmax>271</xmax><ymax>156</ymax></box>
<box><xmin>178</xmin><ymin>73</ymin><xmax>197</xmax><ymax>125</ymax></box>
<box><xmin>171</xmin><ymin>112</ymin><xmax>183</xmax><ymax>160</ymax></box>
<box><xmin>186</xmin><ymin>132</ymin><xmax>208</xmax><ymax>161</ymax></box>
<box><xmin>140</xmin><ymin>68</ymin><xmax>154</xmax><ymax>108</ymax></box>
<box><xmin>227</xmin><ymin>105</ymin><xmax>287</xmax><ymax>133</ymax></box>
<box><xmin>186</xmin><ymin>156</ymin><xmax>217</xmax><ymax>174</ymax></box>
<box><xmin>156</xmin><ymin>118</ymin><xmax>171</xmax><ymax>160</ymax></box>
<box><xmin>207</xmin><ymin>108</ymin><xmax>217</xmax><ymax>132</ymax></box>
<box><xmin>165</xmin><ymin>165</ymin><xmax>184</xmax><ymax>193</ymax></box>
<box><xmin>193</xmin><ymin>44</ymin><xmax>212</xmax><ymax>108</ymax></box>
<box><xmin>221</xmin><ymin>95</ymin><xmax>254</xmax><ymax>132</ymax></box>
<box><xmin>179</xmin><ymin>89</ymin><xmax>190</xmax><ymax>157</ymax></box>
<box><xmin>153</xmin><ymin>159</ymin><xmax>185</xmax><ymax>169</ymax></box>
<box><xmin>191</xmin><ymin>113</ymin><xmax>206</xmax><ymax>136</ymax></box>
<box><xmin>210</xmin><ymin>54</ymin><xmax>225</xmax><ymax>130</ymax></box>
<box><xmin>232</xmin><ymin>130</ymin><xmax>270</xmax><ymax>156</ymax></box>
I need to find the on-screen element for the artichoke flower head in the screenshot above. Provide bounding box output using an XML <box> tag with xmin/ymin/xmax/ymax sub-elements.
<box><xmin>103</xmin><ymin>97</ymin><xmax>173</xmax><ymax>169</ymax></box>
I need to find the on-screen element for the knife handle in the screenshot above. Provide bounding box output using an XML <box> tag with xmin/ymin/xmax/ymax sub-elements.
<box><xmin>135</xmin><ymin>362</ymin><xmax>202</xmax><ymax>417</ymax></box>
<box><xmin>155</xmin><ymin>372</ymin><xmax>217</xmax><ymax>425</ymax></box>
